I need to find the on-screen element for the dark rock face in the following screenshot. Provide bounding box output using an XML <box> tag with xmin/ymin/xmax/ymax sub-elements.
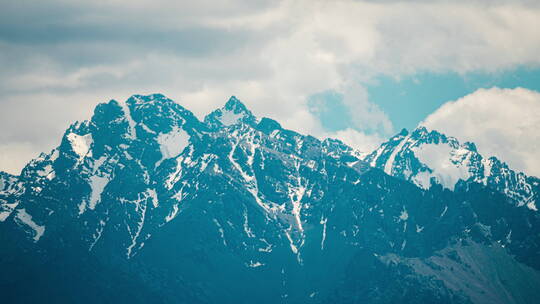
<box><xmin>1</xmin><ymin>94</ymin><xmax>539</xmax><ymax>304</ymax></box>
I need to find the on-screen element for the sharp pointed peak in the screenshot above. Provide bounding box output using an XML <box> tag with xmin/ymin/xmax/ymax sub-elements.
<box><xmin>204</xmin><ymin>96</ymin><xmax>257</xmax><ymax>128</ymax></box>
<box><xmin>224</xmin><ymin>96</ymin><xmax>250</xmax><ymax>113</ymax></box>
<box><xmin>398</xmin><ymin>128</ymin><xmax>409</xmax><ymax>136</ymax></box>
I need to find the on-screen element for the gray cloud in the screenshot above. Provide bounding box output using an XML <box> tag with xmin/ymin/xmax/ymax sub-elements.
<box><xmin>1</xmin><ymin>0</ymin><xmax>540</xmax><ymax>174</ymax></box>
<box><xmin>0</xmin><ymin>22</ymin><xmax>260</xmax><ymax>57</ymax></box>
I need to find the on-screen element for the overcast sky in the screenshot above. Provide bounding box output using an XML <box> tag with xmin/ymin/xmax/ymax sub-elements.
<box><xmin>1</xmin><ymin>0</ymin><xmax>539</xmax><ymax>176</ymax></box>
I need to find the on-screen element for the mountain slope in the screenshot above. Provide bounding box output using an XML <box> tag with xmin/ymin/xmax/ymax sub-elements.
<box><xmin>1</xmin><ymin>94</ymin><xmax>540</xmax><ymax>303</ymax></box>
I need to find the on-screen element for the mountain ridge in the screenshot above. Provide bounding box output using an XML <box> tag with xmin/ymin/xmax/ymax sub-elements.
<box><xmin>1</xmin><ymin>93</ymin><xmax>540</xmax><ymax>304</ymax></box>
<box><xmin>366</xmin><ymin>125</ymin><xmax>539</xmax><ymax>211</ymax></box>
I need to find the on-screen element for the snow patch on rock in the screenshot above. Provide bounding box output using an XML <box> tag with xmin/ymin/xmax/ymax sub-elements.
<box><xmin>413</xmin><ymin>143</ymin><xmax>471</xmax><ymax>190</ymax></box>
<box><xmin>14</xmin><ymin>208</ymin><xmax>45</xmax><ymax>242</ymax></box>
<box><xmin>384</xmin><ymin>134</ymin><xmax>411</xmax><ymax>175</ymax></box>
<box><xmin>67</xmin><ymin>133</ymin><xmax>93</xmax><ymax>160</ymax></box>
<box><xmin>156</xmin><ymin>126</ymin><xmax>190</xmax><ymax>167</ymax></box>
<box><xmin>219</xmin><ymin>109</ymin><xmax>245</xmax><ymax>126</ymax></box>
<box><xmin>87</xmin><ymin>175</ymin><xmax>110</xmax><ymax>211</ymax></box>
<box><xmin>120</xmin><ymin>101</ymin><xmax>137</xmax><ymax>139</ymax></box>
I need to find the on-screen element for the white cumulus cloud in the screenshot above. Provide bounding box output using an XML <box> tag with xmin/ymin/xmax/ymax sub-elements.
<box><xmin>324</xmin><ymin>128</ymin><xmax>384</xmax><ymax>155</ymax></box>
<box><xmin>422</xmin><ymin>87</ymin><xmax>540</xmax><ymax>177</ymax></box>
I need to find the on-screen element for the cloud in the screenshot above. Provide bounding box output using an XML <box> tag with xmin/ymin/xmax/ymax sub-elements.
<box><xmin>0</xmin><ymin>142</ymin><xmax>42</xmax><ymax>176</ymax></box>
<box><xmin>324</xmin><ymin>128</ymin><xmax>384</xmax><ymax>155</ymax></box>
<box><xmin>422</xmin><ymin>87</ymin><xmax>540</xmax><ymax>177</ymax></box>
<box><xmin>2</xmin><ymin>0</ymin><xmax>540</xmax><ymax>174</ymax></box>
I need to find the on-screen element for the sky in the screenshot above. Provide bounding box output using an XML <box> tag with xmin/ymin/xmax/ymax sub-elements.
<box><xmin>1</xmin><ymin>0</ymin><xmax>539</xmax><ymax>177</ymax></box>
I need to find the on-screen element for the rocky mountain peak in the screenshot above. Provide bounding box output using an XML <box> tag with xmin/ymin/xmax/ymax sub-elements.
<box><xmin>1</xmin><ymin>94</ymin><xmax>540</xmax><ymax>304</ymax></box>
<box><xmin>205</xmin><ymin>96</ymin><xmax>257</xmax><ymax>129</ymax></box>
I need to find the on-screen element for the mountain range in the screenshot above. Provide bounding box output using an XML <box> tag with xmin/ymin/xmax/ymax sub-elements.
<box><xmin>1</xmin><ymin>94</ymin><xmax>539</xmax><ymax>304</ymax></box>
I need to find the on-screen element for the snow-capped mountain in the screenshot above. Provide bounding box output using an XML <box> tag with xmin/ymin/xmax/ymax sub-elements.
<box><xmin>1</xmin><ymin>94</ymin><xmax>540</xmax><ymax>304</ymax></box>
<box><xmin>365</xmin><ymin>126</ymin><xmax>539</xmax><ymax>211</ymax></box>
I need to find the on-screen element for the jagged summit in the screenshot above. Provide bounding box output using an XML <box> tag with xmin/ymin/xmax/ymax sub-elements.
<box><xmin>398</xmin><ymin>128</ymin><xmax>409</xmax><ymax>136</ymax></box>
<box><xmin>204</xmin><ymin>95</ymin><xmax>257</xmax><ymax>129</ymax></box>
<box><xmin>224</xmin><ymin>95</ymin><xmax>249</xmax><ymax>111</ymax></box>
